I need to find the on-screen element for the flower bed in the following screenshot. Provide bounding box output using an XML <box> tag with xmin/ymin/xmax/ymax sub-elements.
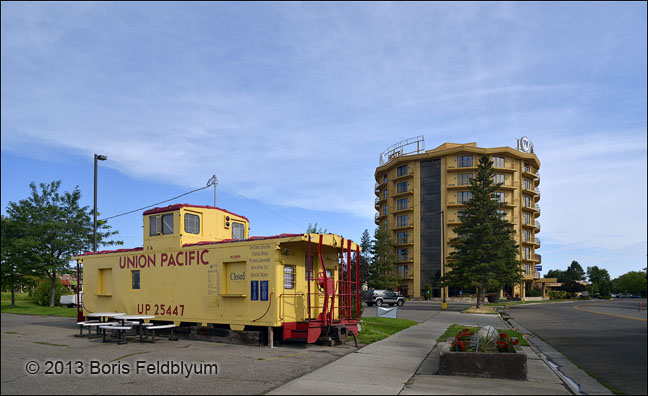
<box><xmin>439</xmin><ymin>327</ymin><xmax>527</xmax><ymax>379</ymax></box>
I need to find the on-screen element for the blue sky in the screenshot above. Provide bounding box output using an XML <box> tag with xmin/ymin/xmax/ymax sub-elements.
<box><xmin>2</xmin><ymin>2</ymin><xmax>646</xmax><ymax>279</ymax></box>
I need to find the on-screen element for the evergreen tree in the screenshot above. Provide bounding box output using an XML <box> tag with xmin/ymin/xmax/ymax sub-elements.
<box><xmin>441</xmin><ymin>155</ymin><xmax>522</xmax><ymax>308</ymax></box>
<box><xmin>357</xmin><ymin>229</ymin><xmax>371</xmax><ymax>288</ymax></box>
<box><xmin>367</xmin><ymin>225</ymin><xmax>398</xmax><ymax>290</ymax></box>
<box><xmin>587</xmin><ymin>266</ymin><xmax>611</xmax><ymax>296</ymax></box>
<box><xmin>564</xmin><ymin>260</ymin><xmax>586</xmax><ymax>282</ymax></box>
<box><xmin>3</xmin><ymin>181</ymin><xmax>121</xmax><ymax>307</ymax></box>
<box><xmin>306</xmin><ymin>222</ymin><xmax>327</xmax><ymax>234</ymax></box>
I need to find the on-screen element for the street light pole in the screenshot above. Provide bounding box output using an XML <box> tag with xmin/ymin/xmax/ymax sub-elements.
<box><xmin>93</xmin><ymin>154</ymin><xmax>107</xmax><ymax>252</ymax></box>
<box><xmin>441</xmin><ymin>210</ymin><xmax>447</xmax><ymax>310</ymax></box>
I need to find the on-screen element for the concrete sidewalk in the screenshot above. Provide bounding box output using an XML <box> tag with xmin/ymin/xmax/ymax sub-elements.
<box><xmin>268</xmin><ymin>311</ymin><xmax>583</xmax><ymax>395</ymax></box>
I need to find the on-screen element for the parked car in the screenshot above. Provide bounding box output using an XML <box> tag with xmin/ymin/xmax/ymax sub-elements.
<box><xmin>365</xmin><ymin>289</ymin><xmax>405</xmax><ymax>307</ymax></box>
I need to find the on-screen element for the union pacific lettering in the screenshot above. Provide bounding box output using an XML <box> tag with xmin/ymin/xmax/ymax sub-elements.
<box><xmin>119</xmin><ymin>249</ymin><xmax>209</xmax><ymax>269</ymax></box>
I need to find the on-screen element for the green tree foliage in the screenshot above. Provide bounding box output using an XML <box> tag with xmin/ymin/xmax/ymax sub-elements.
<box><xmin>441</xmin><ymin>155</ymin><xmax>522</xmax><ymax>309</ymax></box>
<box><xmin>612</xmin><ymin>271</ymin><xmax>647</xmax><ymax>297</ymax></box>
<box><xmin>1</xmin><ymin>215</ymin><xmax>39</xmax><ymax>306</ymax></box>
<box><xmin>563</xmin><ymin>261</ymin><xmax>586</xmax><ymax>282</ymax></box>
<box><xmin>587</xmin><ymin>266</ymin><xmax>612</xmax><ymax>297</ymax></box>
<box><xmin>3</xmin><ymin>181</ymin><xmax>122</xmax><ymax>307</ymax></box>
<box><xmin>357</xmin><ymin>229</ymin><xmax>371</xmax><ymax>287</ymax></box>
<box><xmin>306</xmin><ymin>222</ymin><xmax>327</xmax><ymax>234</ymax></box>
<box><xmin>560</xmin><ymin>280</ymin><xmax>587</xmax><ymax>297</ymax></box>
<box><xmin>367</xmin><ymin>225</ymin><xmax>398</xmax><ymax>290</ymax></box>
<box><xmin>30</xmin><ymin>278</ymin><xmax>71</xmax><ymax>306</ymax></box>
<box><xmin>544</xmin><ymin>269</ymin><xmax>565</xmax><ymax>282</ymax></box>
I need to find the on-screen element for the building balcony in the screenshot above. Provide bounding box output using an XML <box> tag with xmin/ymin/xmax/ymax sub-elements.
<box><xmin>534</xmin><ymin>221</ymin><xmax>541</xmax><ymax>232</ymax></box>
<box><xmin>375</xmin><ymin>196</ymin><xmax>386</xmax><ymax>208</ymax></box>
<box><xmin>393</xmin><ymin>170</ymin><xmax>414</xmax><ymax>181</ymax></box>
<box><xmin>533</xmin><ymin>238</ymin><xmax>541</xmax><ymax>248</ymax></box>
<box><xmin>534</xmin><ymin>272</ymin><xmax>541</xmax><ymax>279</ymax></box>
<box><xmin>392</xmin><ymin>189</ymin><xmax>414</xmax><ymax>198</ymax></box>
<box><xmin>397</xmin><ymin>256</ymin><xmax>414</xmax><ymax>263</ymax></box>
<box><xmin>375</xmin><ymin>212</ymin><xmax>387</xmax><ymax>222</ymax></box>
<box><xmin>522</xmin><ymin>166</ymin><xmax>538</xmax><ymax>179</ymax></box>
<box><xmin>393</xmin><ymin>221</ymin><xmax>415</xmax><ymax>230</ymax></box>
<box><xmin>534</xmin><ymin>203</ymin><xmax>541</xmax><ymax>216</ymax></box>
<box><xmin>393</xmin><ymin>205</ymin><xmax>414</xmax><ymax>214</ymax></box>
<box><xmin>395</xmin><ymin>239</ymin><xmax>414</xmax><ymax>247</ymax></box>
<box><xmin>534</xmin><ymin>171</ymin><xmax>540</xmax><ymax>186</ymax></box>
<box><xmin>534</xmin><ymin>187</ymin><xmax>541</xmax><ymax>201</ymax></box>
<box><xmin>535</xmin><ymin>254</ymin><xmax>541</xmax><ymax>263</ymax></box>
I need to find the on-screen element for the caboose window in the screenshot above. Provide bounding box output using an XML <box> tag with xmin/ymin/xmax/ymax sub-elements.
<box><xmin>132</xmin><ymin>270</ymin><xmax>140</xmax><ymax>290</ymax></box>
<box><xmin>284</xmin><ymin>266</ymin><xmax>295</xmax><ymax>289</ymax></box>
<box><xmin>162</xmin><ymin>214</ymin><xmax>174</xmax><ymax>235</ymax></box>
<box><xmin>184</xmin><ymin>213</ymin><xmax>200</xmax><ymax>234</ymax></box>
<box><xmin>149</xmin><ymin>216</ymin><xmax>160</xmax><ymax>236</ymax></box>
<box><xmin>232</xmin><ymin>222</ymin><xmax>244</xmax><ymax>240</ymax></box>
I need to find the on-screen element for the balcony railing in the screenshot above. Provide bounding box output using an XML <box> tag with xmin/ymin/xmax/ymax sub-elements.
<box><xmin>534</xmin><ymin>187</ymin><xmax>540</xmax><ymax>196</ymax></box>
<box><xmin>535</xmin><ymin>254</ymin><xmax>542</xmax><ymax>262</ymax></box>
<box><xmin>534</xmin><ymin>238</ymin><xmax>541</xmax><ymax>248</ymax></box>
<box><xmin>534</xmin><ymin>221</ymin><xmax>541</xmax><ymax>232</ymax></box>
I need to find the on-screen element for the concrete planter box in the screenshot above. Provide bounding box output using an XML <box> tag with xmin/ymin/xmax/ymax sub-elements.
<box><xmin>439</xmin><ymin>342</ymin><xmax>527</xmax><ymax>380</ymax></box>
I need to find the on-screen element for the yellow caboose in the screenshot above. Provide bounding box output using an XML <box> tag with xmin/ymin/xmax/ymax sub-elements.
<box><xmin>73</xmin><ymin>204</ymin><xmax>360</xmax><ymax>343</ymax></box>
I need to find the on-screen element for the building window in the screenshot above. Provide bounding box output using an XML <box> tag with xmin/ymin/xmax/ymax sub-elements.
<box><xmin>149</xmin><ymin>214</ymin><xmax>174</xmax><ymax>236</ymax></box>
<box><xmin>524</xmin><ymin>195</ymin><xmax>531</xmax><ymax>207</ymax></box>
<box><xmin>398</xmin><ymin>248</ymin><xmax>409</xmax><ymax>261</ymax></box>
<box><xmin>525</xmin><ymin>264</ymin><xmax>531</xmax><ymax>275</ymax></box>
<box><xmin>493</xmin><ymin>192</ymin><xmax>506</xmax><ymax>203</ymax></box>
<box><xmin>524</xmin><ymin>179</ymin><xmax>531</xmax><ymax>190</ymax></box>
<box><xmin>397</xmin><ymin>198</ymin><xmax>409</xmax><ymax>210</ymax></box>
<box><xmin>493</xmin><ymin>156</ymin><xmax>505</xmax><ymax>168</ymax></box>
<box><xmin>232</xmin><ymin>222</ymin><xmax>245</xmax><ymax>240</ymax></box>
<box><xmin>524</xmin><ymin>213</ymin><xmax>531</xmax><ymax>225</ymax></box>
<box><xmin>458</xmin><ymin>191</ymin><xmax>472</xmax><ymax>204</ymax></box>
<box><xmin>383</xmin><ymin>175</ymin><xmax>387</xmax><ymax>183</ymax></box>
<box><xmin>524</xmin><ymin>247</ymin><xmax>532</xmax><ymax>260</ymax></box>
<box><xmin>397</xmin><ymin>215</ymin><xmax>409</xmax><ymax>227</ymax></box>
<box><xmin>497</xmin><ymin>209</ymin><xmax>506</xmax><ymax>219</ymax></box>
<box><xmin>493</xmin><ymin>174</ymin><xmax>505</xmax><ymax>185</ymax></box>
<box><xmin>284</xmin><ymin>266</ymin><xmax>295</xmax><ymax>290</ymax></box>
<box><xmin>397</xmin><ymin>165</ymin><xmax>409</xmax><ymax>176</ymax></box>
<box><xmin>383</xmin><ymin>205</ymin><xmax>388</xmax><ymax>215</ymax></box>
<box><xmin>457</xmin><ymin>173</ymin><xmax>473</xmax><ymax>186</ymax></box>
<box><xmin>383</xmin><ymin>189</ymin><xmax>388</xmax><ymax>199</ymax></box>
<box><xmin>397</xmin><ymin>181</ymin><xmax>408</xmax><ymax>193</ymax></box>
<box><xmin>397</xmin><ymin>231</ymin><xmax>409</xmax><ymax>244</ymax></box>
<box><xmin>131</xmin><ymin>270</ymin><xmax>140</xmax><ymax>290</ymax></box>
<box><xmin>524</xmin><ymin>230</ymin><xmax>531</xmax><ymax>242</ymax></box>
<box><xmin>458</xmin><ymin>156</ymin><xmax>473</xmax><ymax>168</ymax></box>
<box><xmin>184</xmin><ymin>213</ymin><xmax>200</xmax><ymax>234</ymax></box>
<box><xmin>398</xmin><ymin>265</ymin><xmax>409</xmax><ymax>279</ymax></box>
<box><xmin>524</xmin><ymin>163</ymin><xmax>531</xmax><ymax>173</ymax></box>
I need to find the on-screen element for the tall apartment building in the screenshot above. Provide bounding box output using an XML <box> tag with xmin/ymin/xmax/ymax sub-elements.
<box><xmin>374</xmin><ymin>138</ymin><xmax>541</xmax><ymax>299</ymax></box>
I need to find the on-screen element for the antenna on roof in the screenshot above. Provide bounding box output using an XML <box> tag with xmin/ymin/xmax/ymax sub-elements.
<box><xmin>207</xmin><ymin>175</ymin><xmax>218</xmax><ymax>206</ymax></box>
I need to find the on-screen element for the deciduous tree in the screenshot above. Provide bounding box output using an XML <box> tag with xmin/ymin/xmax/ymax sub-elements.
<box><xmin>3</xmin><ymin>181</ymin><xmax>121</xmax><ymax>307</ymax></box>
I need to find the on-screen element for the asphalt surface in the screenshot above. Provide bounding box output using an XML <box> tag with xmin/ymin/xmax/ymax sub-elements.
<box><xmin>504</xmin><ymin>299</ymin><xmax>647</xmax><ymax>395</ymax></box>
<box><xmin>0</xmin><ymin>313</ymin><xmax>356</xmax><ymax>395</ymax></box>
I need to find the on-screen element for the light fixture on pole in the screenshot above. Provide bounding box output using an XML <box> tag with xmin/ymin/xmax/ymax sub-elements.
<box><xmin>93</xmin><ymin>154</ymin><xmax>107</xmax><ymax>252</ymax></box>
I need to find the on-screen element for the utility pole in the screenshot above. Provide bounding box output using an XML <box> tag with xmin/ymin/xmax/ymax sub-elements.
<box><xmin>207</xmin><ymin>175</ymin><xmax>218</xmax><ymax>206</ymax></box>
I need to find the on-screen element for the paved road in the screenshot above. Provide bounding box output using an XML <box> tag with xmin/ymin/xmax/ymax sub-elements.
<box><xmin>362</xmin><ymin>301</ymin><xmax>474</xmax><ymax>322</ymax></box>
<box><xmin>504</xmin><ymin>299</ymin><xmax>647</xmax><ymax>395</ymax></box>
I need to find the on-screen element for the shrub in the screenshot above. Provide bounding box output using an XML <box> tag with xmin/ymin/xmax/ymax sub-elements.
<box><xmin>30</xmin><ymin>279</ymin><xmax>70</xmax><ymax>306</ymax></box>
<box><xmin>526</xmin><ymin>289</ymin><xmax>541</xmax><ymax>297</ymax></box>
<box><xmin>549</xmin><ymin>290</ymin><xmax>567</xmax><ymax>300</ymax></box>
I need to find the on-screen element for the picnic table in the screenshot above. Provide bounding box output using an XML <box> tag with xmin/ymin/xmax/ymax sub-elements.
<box><xmin>84</xmin><ymin>313</ymin><xmax>125</xmax><ymax>339</ymax></box>
<box><xmin>113</xmin><ymin>315</ymin><xmax>155</xmax><ymax>342</ymax></box>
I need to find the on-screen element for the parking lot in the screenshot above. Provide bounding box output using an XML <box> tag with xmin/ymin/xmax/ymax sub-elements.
<box><xmin>0</xmin><ymin>314</ymin><xmax>357</xmax><ymax>395</ymax></box>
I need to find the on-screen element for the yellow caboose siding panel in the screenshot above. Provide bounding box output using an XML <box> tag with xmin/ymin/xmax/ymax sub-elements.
<box><xmin>75</xmin><ymin>233</ymin><xmax>358</xmax><ymax>330</ymax></box>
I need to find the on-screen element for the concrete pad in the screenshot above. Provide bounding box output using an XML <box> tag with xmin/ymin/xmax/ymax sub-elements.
<box><xmin>379</xmin><ymin>337</ymin><xmax>436</xmax><ymax>349</ymax></box>
<box><xmin>401</xmin><ymin>374</ymin><xmax>571</xmax><ymax>395</ymax></box>
<box><xmin>416</xmin><ymin>354</ymin><xmax>439</xmax><ymax>375</ymax></box>
<box><xmin>357</xmin><ymin>344</ymin><xmax>430</xmax><ymax>358</ymax></box>
<box><xmin>527</xmin><ymin>359</ymin><xmax>564</xmax><ymax>384</ymax></box>
<box><xmin>336</xmin><ymin>352</ymin><xmax>422</xmax><ymax>370</ymax></box>
<box><xmin>297</xmin><ymin>363</ymin><xmax>413</xmax><ymax>387</ymax></box>
<box><xmin>519</xmin><ymin>346</ymin><xmax>542</xmax><ymax>360</ymax></box>
<box><xmin>268</xmin><ymin>378</ymin><xmax>403</xmax><ymax>395</ymax></box>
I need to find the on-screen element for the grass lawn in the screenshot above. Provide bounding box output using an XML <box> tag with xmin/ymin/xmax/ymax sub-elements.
<box><xmin>436</xmin><ymin>323</ymin><xmax>530</xmax><ymax>346</ymax></box>
<box><xmin>1</xmin><ymin>292</ymin><xmax>78</xmax><ymax>318</ymax></box>
<box><xmin>357</xmin><ymin>317</ymin><xmax>417</xmax><ymax>345</ymax></box>
<box><xmin>485</xmin><ymin>299</ymin><xmax>583</xmax><ymax>308</ymax></box>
